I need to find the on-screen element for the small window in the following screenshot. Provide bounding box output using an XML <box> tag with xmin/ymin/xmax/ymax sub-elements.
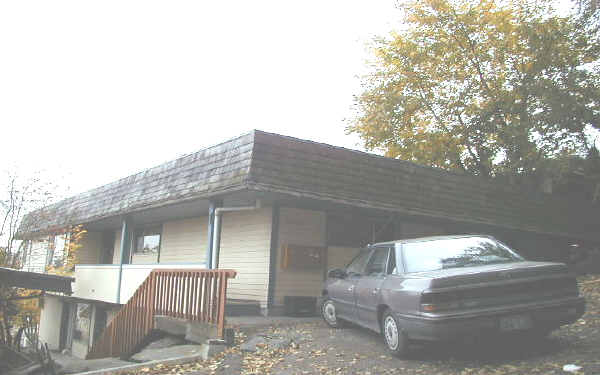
<box><xmin>365</xmin><ymin>247</ymin><xmax>390</xmax><ymax>276</ymax></box>
<box><xmin>131</xmin><ymin>226</ymin><xmax>161</xmax><ymax>264</ymax></box>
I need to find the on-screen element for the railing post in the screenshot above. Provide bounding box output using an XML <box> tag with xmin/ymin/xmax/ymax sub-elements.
<box><xmin>217</xmin><ymin>272</ymin><xmax>229</xmax><ymax>338</ymax></box>
<box><xmin>149</xmin><ymin>272</ymin><xmax>156</xmax><ymax>331</ymax></box>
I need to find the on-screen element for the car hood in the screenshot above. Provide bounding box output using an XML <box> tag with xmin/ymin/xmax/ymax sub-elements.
<box><xmin>409</xmin><ymin>261</ymin><xmax>569</xmax><ymax>289</ymax></box>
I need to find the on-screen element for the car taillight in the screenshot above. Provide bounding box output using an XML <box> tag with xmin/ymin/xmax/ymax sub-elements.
<box><xmin>420</xmin><ymin>291</ymin><xmax>461</xmax><ymax>312</ymax></box>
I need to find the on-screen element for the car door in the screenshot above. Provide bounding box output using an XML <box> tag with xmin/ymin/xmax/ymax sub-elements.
<box><xmin>354</xmin><ymin>246</ymin><xmax>392</xmax><ymax>330</ymax></box>
<box><xmin>328</xmin><ymin>249</ymin><xmax>371</xmax><ymax>322</ymax></box>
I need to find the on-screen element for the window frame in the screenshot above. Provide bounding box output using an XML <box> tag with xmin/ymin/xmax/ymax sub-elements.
<box><xmin>130</xmin><ymin>226</ymin><xmax>162</xmax><ymax>264</ymax></box>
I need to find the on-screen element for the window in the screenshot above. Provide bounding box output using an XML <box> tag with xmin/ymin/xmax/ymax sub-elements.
<box><xmin>131</xmin><ymin>226</ymin><xmax>161</xmax><ymax>264</ymax></box>
<box><xmin>46</xmin><ymin>235</ymin><xmax>56</xmax><ymax>266</ymax></box>
<box><xmin>365</xmin><ymin>247</ymin><xmax>390</xmax><ymax>276</ymax></box>
<box><xmin>346</xmin><ymin>249</ymin><xmax>371</xmax><ymax>276</ymax></box>
<box><xmin>401</xmin><ymin>236</ymin><xmax>524</xmax><ymax>273</ymax></box>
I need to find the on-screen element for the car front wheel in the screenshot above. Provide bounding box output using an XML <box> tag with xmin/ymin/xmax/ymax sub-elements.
<box><xmin>382</xmin><ymin>309</ymin><xmax>409</xmax><ymax>357</ymax></box>
<box><xmin>321</xmin><ymin>298</ymin><xmax>343</xmax><ymax>328</ymax></box>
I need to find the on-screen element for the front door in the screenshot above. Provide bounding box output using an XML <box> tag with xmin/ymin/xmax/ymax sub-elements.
<box><xmin>355</xmin><ymin>247</ymin><xmax>391</xmax><ymax>329</ymax></box>
<box><xmin>329</xmin><ymin>249</ymin><xmax>371</xmax><ymax>321</ymax></box>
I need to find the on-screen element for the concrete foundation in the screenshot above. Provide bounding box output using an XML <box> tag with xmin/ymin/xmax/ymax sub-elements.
<box><xmin>153</xmin><ymin>316</ymin><xmax>219</xmax><ymax>344</ymax></box>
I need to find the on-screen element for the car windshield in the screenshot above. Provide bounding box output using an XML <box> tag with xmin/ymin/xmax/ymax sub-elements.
<box><xmin>400</xmin><ymin>236</ymin><xmax>524</xmax><ymax>273</ymax></box>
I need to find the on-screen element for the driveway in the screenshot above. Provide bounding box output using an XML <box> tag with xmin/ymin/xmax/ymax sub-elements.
<box><xmin>123</xmin><ymin>274</ymin><xmax>600</xmax><ymax>375</ymax></box>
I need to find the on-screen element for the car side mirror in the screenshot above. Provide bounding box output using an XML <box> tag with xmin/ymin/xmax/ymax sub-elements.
<box><xmin>328</xmin><ymin>268</ymin><xmax>347</xmax><ymax>279</ymax></box>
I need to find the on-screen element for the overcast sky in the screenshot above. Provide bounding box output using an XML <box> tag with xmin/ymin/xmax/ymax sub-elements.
<box><xmin>0</xmin><ymin>0</ymin><xmax>579</xmax><ymax>201</ymax></box>
<box><xmin>0</xmin><ymin>1</ymin><xmax>401</xmax><ymax>197</ymax></box>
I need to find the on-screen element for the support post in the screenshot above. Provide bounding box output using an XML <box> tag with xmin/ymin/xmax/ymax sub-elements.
<box><xmin>206</xmin><ymin>200</ymin><xmax>222</xmax><ymax>269</ymax></box>
<box><xmin>266</xmin><ymin>204</ymin><xmax>280</xmax><ymax>311</ymax></box>
<box><xmin>116</xmin><ymin>216</ymin><xmax>132</xmax><ymax>304</ymax></box>
<box><xmin>212</xmin><ymin>214</ymin><xmax>223</xmax><ymax>269</ymax></box>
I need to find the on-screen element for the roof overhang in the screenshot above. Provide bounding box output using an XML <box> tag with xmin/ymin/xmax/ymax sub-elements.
<box><xmin>49</xmin><ymin>293</ymin><xmax>121</xmax><ymax>308</ymax></box>
<box><xmin>0</xmin><ymin>267</ymin><xmax>74</xmax><ymax>294</ymax></box>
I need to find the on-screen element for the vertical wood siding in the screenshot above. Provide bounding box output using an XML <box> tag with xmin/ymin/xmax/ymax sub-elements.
<box><xmin>274</xmin><ymin>207</ymin><xmax>326</xmax><ymax>305</ymax></box>
<box><xmin>218</xmin><ymin>208</ymin><xmax>272</xmax><ymax>308</ymax></box>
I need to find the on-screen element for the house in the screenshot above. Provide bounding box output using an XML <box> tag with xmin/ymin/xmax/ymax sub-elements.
<box><xmin>17</xmin><ymin>130</ymin><xmax>599</xmax><ymax>359</ymax></box>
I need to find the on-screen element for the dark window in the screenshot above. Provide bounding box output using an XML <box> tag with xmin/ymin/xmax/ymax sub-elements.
<box><xmin>365</xmin><ymin>247</ymin><xmax>390</xmax><ymax>276</ymax></box>
<box><xmin>401</xmin><ymin>236</ymin><xmax>524</xmax><ymax>273</ymax></box>
<box><xmin>346</xmin><ymin>249</ymin><xmax>371</xmax><ymax>275</ymax></box>
<box><xmin>131</xmin><ymin>226</ymin><xmax>161</xmax><ymax>264</ymax></box>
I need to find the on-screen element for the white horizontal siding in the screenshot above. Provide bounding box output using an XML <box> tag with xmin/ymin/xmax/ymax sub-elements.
<box><xmin>111</xmin><ymin>217</ymin><xmax>208</xmax><ymax>265</ymax></box>
<box><xmin>23</xmin><ymin>239</ymin><xmax>48</xmax><ymax>273</ymax></box>
<box><xmin>160</xmin><ymin>217</ymin><xmax>207</xmax><ymax>264</ymax></box>
<box><xmin>218</xmin><ymin>207</ymin><xmax>272</xmax><ymax>307</ymax></box>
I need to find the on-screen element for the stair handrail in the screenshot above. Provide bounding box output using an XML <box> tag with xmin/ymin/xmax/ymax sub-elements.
<box><xmin>87</xmin><ymin>268</ymin><xmax>236</xmax><ymax>359</ymax></box>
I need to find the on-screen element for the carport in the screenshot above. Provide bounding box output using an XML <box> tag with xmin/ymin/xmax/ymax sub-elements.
<box><xmin>0</xmin><ymin>267</ymin><xmax>74</xmax><ymax>296</ymax></box>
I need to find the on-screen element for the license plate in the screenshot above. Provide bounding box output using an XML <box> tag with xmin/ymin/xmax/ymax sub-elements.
<box><xmin>499</xmin><ymin>314</ymin><xmax>532</xmax><ymax>331</ymax></box>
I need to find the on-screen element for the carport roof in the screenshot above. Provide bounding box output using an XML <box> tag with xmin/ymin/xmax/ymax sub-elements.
<box><xmin>18</xmin><ymin>130</ymin><xmax>598</xmax><ymax>241</ymax></box>
<box><xmin>0</xmin><ymin>267</ymin><xmax>73</xmax><ymax>294</ymax></box>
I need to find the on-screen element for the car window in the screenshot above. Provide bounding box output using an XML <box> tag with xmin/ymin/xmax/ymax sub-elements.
<box><xmin>402</xmin><ymin>236</ymin><xmax>524</xmax><ymax>273</ymax></box>
<box><xmin>346</xmin><ymin>249</ymin><xmax>371</xmax><ymax>275</ymax></box>
<box><xmin>365</xmin><ymin>247</ymin><xmax>390</xmax><ymax>276</ymax></box>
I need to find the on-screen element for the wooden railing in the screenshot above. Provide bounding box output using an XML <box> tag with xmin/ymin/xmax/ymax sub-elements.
<box><xmin>87</xmin><ymin>269</ymin><xmax>237</xmax><ymax>359</ymax></box>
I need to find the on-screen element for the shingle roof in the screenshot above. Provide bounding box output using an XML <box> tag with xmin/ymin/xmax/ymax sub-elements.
<box><xmin>19</xmin><ymin>133</ymin><xmax>254</xmax><ymax>235</ymax></box>
<box><xmin>20</xmin><ymin>130</ymin><xmax>598</xmax><ymax>241</ymax></box>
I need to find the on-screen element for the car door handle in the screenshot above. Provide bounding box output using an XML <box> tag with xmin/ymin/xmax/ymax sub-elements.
<box><xmin>348</xmin><ymin>286</ymin><xmax>354</xmax><ymax>292</ymax></box>
<box><xmin>372</xmin><ymin>288</ymin><xmax>380</xmax><ymax>294</ymax></box>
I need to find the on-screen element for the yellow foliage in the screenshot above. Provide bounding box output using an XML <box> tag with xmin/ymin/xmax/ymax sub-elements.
<box><xmin>348</xmin><ymin>0</ymin><xmax>600</xmax><ymax>178</ymax></box>
<box><xmin>46</xmin><ymin>224</ymin><xmax>87</xmax><ymax>276</ymax></box>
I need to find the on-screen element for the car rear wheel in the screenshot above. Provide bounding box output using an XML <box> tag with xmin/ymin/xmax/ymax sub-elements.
<box><xmin>382</xmin><ymin>310</ymin><xmax>409</xmax><ymax>357</ymax></box>
<box><xmin>322</xmin><ymin>298</ymin><xmax>343</xmax><ymax>328</ymax></box>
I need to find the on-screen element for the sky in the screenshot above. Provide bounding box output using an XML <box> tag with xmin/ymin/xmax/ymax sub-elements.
<box><xmin>0</xmin><ymin>0</ymin><xmax>581</xmax><ymax>201</ymax></box>
<box><xmin>0</xmin><ymin>0</ymin><xmax>401</xmax><ymax>198</ymax></box>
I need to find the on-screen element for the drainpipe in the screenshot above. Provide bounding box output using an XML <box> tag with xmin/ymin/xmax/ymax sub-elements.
<box><xmin>206</xmin><ymin>200</ymin><xmax>222</xmax><ymax>270</ymax></box>
<box><xmin>211</xmin><ymin>199</ymin><xmax>262</xmax><ymax>269</ymax></box>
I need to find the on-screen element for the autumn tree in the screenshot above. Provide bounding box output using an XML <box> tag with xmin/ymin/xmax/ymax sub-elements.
<box><xmin>0</xmin><ymin>170</ymin><xmax>60</xmax><ymax>346</ymax></box>
<box><xmin>348</xmin><ymin>0</ymin><xmax>600</xmax><ymax>180</ymax></box>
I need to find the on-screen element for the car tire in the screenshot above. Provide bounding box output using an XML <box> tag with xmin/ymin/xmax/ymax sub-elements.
<box><xmin>382</xmin><ymin>309</ymin><xmax>409</xmax><ymax>357</ymax></box>
<box><xmin>321</xmin><ymin>298</ymin><xmax>344</xmax><ymax>328</ymax></box>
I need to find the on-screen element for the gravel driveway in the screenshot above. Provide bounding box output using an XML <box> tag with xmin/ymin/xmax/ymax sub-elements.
<box><xmin>124</xmin><ymin>275</ymin><xmax>600</xmax><ymax>375</ymax></box>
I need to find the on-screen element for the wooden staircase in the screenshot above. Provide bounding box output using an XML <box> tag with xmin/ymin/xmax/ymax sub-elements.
<box><xmin>86</xmin><ymin>269</ymin><xmax>236</xmax><ymax>359</ymax></box>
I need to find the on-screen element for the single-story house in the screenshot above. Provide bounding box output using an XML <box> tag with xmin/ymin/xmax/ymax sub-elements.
<box><xmin>18</xmin><ymin>130</ymin><xmax>598</xmax><ymax>358</ymax></box>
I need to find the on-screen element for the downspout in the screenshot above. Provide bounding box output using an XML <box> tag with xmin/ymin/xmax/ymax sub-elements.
<box><xmin>211</xmin><ymin>199</ymin><xmax>262</xmax><ymax>269</ymax></box>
